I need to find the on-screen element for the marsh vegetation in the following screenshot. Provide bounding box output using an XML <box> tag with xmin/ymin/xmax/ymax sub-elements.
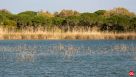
<box><xmin>0</xmin><ymin>7</ymin><xmax>136</xmax><ymax>40</ymax></box>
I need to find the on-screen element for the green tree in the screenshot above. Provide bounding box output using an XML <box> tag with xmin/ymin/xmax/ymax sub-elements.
<box><xmin>0</xmin><ymin>9</ymin><xmax>14</xmax><ymax>20</ymax></box>
<box><xmin>32</xmin><ymin>15</ymin><xmax>52</xmax><ymax>27</ymax></box>
<box><xmin>52</xmin><ymin>17</ymin><xmax>64</xmax><ymax>26</ymax></box>
<box><xmin>18</xmin><ymin>11</ymin><xmax>37</xmax><ymax>17</ymax></box>
<box><xmin>103</xmin><ymin>15</ymin><xmax>130</xmax><ymax>32</ymax></box>
<box><xmin>3</xmin><ymin>20</ymin><xmax>16</xmax><ymax>28</ymax></box>
<box><xmin>79</xmin><ymin>13</ymin><xmax>98</xmax><ymax>27</ymax></box>
<box><xmin>95</xmin><ymin>10</ymin><xmax>106</xmax><ymax>15</ymax></box>
<box><xmin>64</xmin><ymin>16</ymin><xmax>80</xmax><ymax>26</ymax></box>
<box><xmin>16</xmin><ymin>14</ymin><xmax>33</xmax><ymax>28</ymax></box>
<box><xmin>129</xmin><ymin>17</ymin><xmax>136</xmax><ymax>31</ymax></box>
<box><xmin>0</xmin><ymin>14</ymin><xmax>6</xmax><ymax>25</ymax></box>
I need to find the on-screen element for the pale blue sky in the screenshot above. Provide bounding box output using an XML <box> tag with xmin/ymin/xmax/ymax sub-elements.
<box><xmin>0</xmin><ymin>0</ymin><xmax>136</xmax><ymax>13</ymax></box>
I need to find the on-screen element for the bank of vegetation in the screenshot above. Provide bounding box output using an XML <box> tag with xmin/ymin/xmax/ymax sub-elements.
<box><xmin>0</xmin><ymin>7</ymin><xmax>136</xmax><ymax>40</ymax></box>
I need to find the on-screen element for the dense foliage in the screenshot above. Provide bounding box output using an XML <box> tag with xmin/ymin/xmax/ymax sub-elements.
<box><xmin>0</xmin><ymin>7</ymin><xmax>136</xmax><ymax>32</ymax></box>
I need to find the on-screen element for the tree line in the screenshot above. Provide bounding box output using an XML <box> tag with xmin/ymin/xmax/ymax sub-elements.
<box><xmin>0</xmin><ymin>7</ymin><xmax>136</xmax><ymax>32</ymax></box>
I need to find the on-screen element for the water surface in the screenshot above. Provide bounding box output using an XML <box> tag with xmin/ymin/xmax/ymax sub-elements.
<box><xmin>0</xmin><ymin>40</ymin><xmax>136</xmax><ymax>77</ymax></box>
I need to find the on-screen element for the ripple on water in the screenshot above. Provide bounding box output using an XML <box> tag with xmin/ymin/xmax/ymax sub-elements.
<box><xmin>0</xmin><ymin>40</ymin><xmax>136</xmax><ymax>77</ymax></box>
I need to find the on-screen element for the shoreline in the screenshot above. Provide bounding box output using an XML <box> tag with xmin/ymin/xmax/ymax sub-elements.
<box><xmin>0</xmin><ymin>32</ymin><xmax>136</xmax><ymax>40</ymax></box>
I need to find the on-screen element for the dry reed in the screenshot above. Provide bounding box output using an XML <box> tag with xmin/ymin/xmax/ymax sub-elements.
<box><xmin>0</xmin><ymin>26</ymin><xmax>136</xmax><ymax>40</ymax></box>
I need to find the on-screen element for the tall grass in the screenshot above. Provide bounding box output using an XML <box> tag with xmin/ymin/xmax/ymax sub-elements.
<box><xmin>0</xmin><ymin>26</ymin><xmax>136</xmax><ymax>40</ymax></box>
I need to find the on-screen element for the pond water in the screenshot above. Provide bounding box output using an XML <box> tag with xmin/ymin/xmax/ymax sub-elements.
<box><xmin>0</xmin><ymin>40</ymin><xmax>136</xmax><ymax>77</ymax></box>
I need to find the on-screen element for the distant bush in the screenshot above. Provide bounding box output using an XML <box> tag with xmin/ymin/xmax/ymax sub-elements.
<box><xmin>0</xmin><ymin>7</ymin><xmax>136</xmax><ymax>32</ymax></box>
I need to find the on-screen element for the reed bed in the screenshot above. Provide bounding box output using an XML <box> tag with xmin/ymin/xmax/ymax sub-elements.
<box><xmin>0</xmin><ymin>27</ymin><xmax>136</xmax><ymax>40</ymax></box>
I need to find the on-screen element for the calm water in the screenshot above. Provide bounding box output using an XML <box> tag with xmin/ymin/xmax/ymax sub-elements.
<box><xmin>0</xmin><ymin>40</ymin><xmax>136</xmax><ymax>77</ymax></box>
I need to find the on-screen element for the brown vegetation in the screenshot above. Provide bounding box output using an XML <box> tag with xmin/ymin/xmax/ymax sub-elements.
<box><xmin>0</xmin><ymin>27</ymin><xmax>136</xmax><ymax>40</ymax></box>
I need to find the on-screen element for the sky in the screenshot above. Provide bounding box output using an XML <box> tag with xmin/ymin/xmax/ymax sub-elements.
<box><xmin>0</xmin><ymin>0</ymin><xmax>136</xmax><ymax>14</ymax></box>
